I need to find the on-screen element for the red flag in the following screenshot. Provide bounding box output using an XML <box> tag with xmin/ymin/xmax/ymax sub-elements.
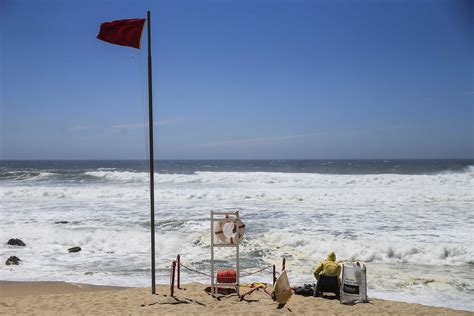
<box><xmin>97</xmin><ymin>18</ymin><xmax>146</xmax><ymax>49</ymax></box>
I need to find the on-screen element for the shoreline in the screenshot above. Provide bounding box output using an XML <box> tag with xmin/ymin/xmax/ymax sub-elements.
<box><xmin>1</xmin><ymin>281</ymin><xmax>472</xmax><ymax>315</ymax></box>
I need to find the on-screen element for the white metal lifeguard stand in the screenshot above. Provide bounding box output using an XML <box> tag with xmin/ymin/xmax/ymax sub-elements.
<box><xmin>210</xmin><ymin>211</ymin><xmax>245</xmax><ymax>296</ymax></box>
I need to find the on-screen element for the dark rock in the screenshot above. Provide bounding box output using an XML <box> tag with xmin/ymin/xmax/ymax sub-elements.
<box><xmin>68</xmin><ymin>246</ymin><xmax>81</xmax><ymax>253</ymax></box>
<box><xmin>7</xmin><ymin>238</ymin><xmax>26</xmax><ymax>246</ymax></box>
<box><xmin>84</xmin><ymin>272</ymin><xmax>94</xmax><ymax>275</ymax></box>
<box><xmin>54</xmin><ymin>221</ymin><xmax>69</xmax><ymax>224</ymax></box>
<box><xmin>6</xmin><ymin>256</ymin><xmax>21</xmax><ymax>265</ymax></box>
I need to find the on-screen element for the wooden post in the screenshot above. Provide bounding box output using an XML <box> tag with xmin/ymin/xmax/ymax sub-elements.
<box><xmin>282</xmin><ymin>257</ymin><xmax>286</xmax><ymax>271</ymax></box>
<box><xmin>177</xmin><ymin>255</ymin><xmax>181</xmax><ymax>289</ymax></box>
<box><xmin>211</xmin><ymin>211</ymin><xmax>214</xmax><ymax>295</ymax></box>
<box><xmin>171</xmin><ymin>261</ymin><xmax>176</xmax><ymax>297</ymax></box>
<box><xmin>272</xmin><ymin>264</ymin><xmax>276</xmax><ymax>285</ymax></box>
<box><xmin>236</xmin><ymin>211</ymin><xmax>240</xmax><ymax>296</ymax></box>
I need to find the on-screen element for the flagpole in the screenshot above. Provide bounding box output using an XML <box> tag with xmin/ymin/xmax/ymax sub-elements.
<box><xmin>146</xmin><ymin>10</ymin><xmax>156</xmax><ymax>295</ymax></box>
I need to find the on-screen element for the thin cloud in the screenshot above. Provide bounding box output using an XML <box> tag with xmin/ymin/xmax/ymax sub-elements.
<box><xmin>111</xmin><ymin>119</ymin><xmax>182</xmax><ymax>130</ymax></box>
<box><xmin>112</xmin><ymin>122</ymin><xmax>145</xmax><ymax>130</ymax></box>
<box><xmin>157</xmin><ymin>119</ymin><xmax>183</xmax><ymax>126</ymax></box>
<box><xmin>188</xmin><ymin>133</ymin><xmax>326</xmax><ymax>149</ymax></box>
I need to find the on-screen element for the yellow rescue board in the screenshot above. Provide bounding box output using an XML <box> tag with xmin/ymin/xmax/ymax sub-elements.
<box><xmin>273</xmin><ymin>270</ymin><xmax>292</xmax><ymax>304</ymax></box>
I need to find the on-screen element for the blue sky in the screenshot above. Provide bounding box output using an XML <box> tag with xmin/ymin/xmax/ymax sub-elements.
<box><xmin>1</xmin><ymin>0</ymin><xmax>472</xmax><ymax>159</ymax></box>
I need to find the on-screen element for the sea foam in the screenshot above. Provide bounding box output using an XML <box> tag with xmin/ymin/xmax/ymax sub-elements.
<box><xmin>1</xmin><ymin>168</ymin><xmax>473</xmax><ymax>310</ymax></box>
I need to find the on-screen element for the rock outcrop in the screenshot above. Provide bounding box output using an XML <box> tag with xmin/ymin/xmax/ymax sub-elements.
<box><xmin>7</xmin><ymin>238</ymin><xmax>26</xmax><ymax>246</ymax></box>
<box><xmin>6</xmin><ymin>256</ymin><xmax>21</xmax><ymax>265</ymax></box>
<box><xmin>68</xmin><ymin>246</ymin><xmax>82</xmax><ymax>253</ymax></box>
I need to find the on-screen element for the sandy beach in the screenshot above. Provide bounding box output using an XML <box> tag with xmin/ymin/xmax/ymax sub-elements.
<box><xmin>1</xmin><ymin>281</ymin><xmax>472</xmax><ymax>315</ymax></box>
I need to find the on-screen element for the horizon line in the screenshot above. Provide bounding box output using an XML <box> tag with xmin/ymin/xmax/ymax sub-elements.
<box><xmin>1</xmin><ymin>158</ymin><xmax>473</xmax><ymax>161</ymax></box>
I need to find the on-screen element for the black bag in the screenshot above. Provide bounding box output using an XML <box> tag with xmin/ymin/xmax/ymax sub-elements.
<box><xmin>293</xmin><ymin>283</ymin><xmax>316</xmax><ymax>296</ymax></box>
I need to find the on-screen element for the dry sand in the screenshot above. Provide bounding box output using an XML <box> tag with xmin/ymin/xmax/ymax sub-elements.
<box><xmin>0</xmin><ymin>281</ymin><xmax>472</xmax><ymax>315</ymax></box>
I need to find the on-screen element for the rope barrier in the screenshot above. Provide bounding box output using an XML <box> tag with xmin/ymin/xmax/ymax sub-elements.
<box><xmin>179</xmin><ymin>262</ymin><xmax>274</xmax><ymax>279</ymax></box>
<box><xmin>179</xmin><ymin>262</ymin><xmax>213</xmax><ymax>278</ymax></box>
<box><xmin>240</xmin><ymin>264</ymin><xmax>274</xmax><ymax>277</ymax></box>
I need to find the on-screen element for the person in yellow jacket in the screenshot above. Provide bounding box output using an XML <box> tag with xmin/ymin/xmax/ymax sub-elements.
<box><xmin>313</xmin><ymin>251</ymin><xmax>341</xmax><ymax>298</ymax></box>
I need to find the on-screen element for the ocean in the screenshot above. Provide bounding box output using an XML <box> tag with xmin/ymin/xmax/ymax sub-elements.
<box><xmin>0</xmin><ymin>160</ymin><xmax>473</xmax><ymax>311</ymax></box>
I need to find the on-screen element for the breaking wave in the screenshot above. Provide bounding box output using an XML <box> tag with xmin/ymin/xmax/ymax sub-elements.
<box><xmin>1</xmin><ymin>161</ymin><xmax>473</xmax><ymax>311</ymax></box>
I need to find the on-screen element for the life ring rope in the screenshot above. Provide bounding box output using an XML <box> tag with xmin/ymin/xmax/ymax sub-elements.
<box><xmin>214</xmin><ymin>218</ymin><xmax>245</xmax><ymax>244</ymax></box>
